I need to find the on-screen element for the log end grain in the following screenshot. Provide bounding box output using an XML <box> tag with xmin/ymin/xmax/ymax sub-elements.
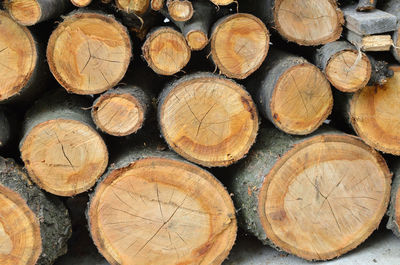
<box><xmin>115</xmin><ymin>0</ymin><xmax>150</xmax><ymax>15</ymax></box>
<box><xmin>209</xmin><ymin>0</ymin><xmax>235</xmax><ymax>6</ymax></box>
<box><xmin>159</xmin><ymin>73</ymin><xmax>259</xmax><ymax>167</ymax></box>
<box><xmin>257</xmin><ymin>134</ymin><xmax>391</xmax><ymax>260</ymax></box>
<box><xmin>70</xmin><ymin>0</ymin><xmax>93</xmax><ymax>7</ymax></box>
<box><xmin>167</xmin><ymin>0</ymin><xmax>193</xmax><ymax>22</ymax></box>
<box><xmin>211</xmin><ymin>13</ymin><xmax>269</xmax><ymax>79</ymax></box>
<box><xmin>89</xmin><ymin>157</ymin><xmax>237</xmax><ymax>265</ymax></box>
<box><xmin>151</xmin><ymin>0</ymin><xmax>164</xmax><ymax>11</ymax></box>
<box><xmin>20</xmin><ymin>119</ymin><xmax>108</xmax><ymax>196</ymax></box>
<box><xmin>47</xmin><ymin>12</ymin><xmax>132</xmax><ymax>95</ymax></box>
<box><xmin>142</xmin><ymin>27</ymin><xmax>191</xmax><ymax>75</ymax></box>
<box><xmin>186</xmin><ymin>30</ymin><xmax>208</xmax><ymax>51</ymax></box>
<box><xmin>0</xmin><ymin>11</ymin><xmax>37</xmax><ymax>102</ymax></box>
<box><xmin>274</xmin><ymin>0</ymin><xmax>344</xmax><ymax>46</ymax></box>
<box><xmin>4</xmin><ymin>0</ymin><xmax>41</xmax><ymax>26</ymax></box>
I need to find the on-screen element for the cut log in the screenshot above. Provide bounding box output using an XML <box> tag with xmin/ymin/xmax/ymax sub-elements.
<box><xmin>142</xmin><ymin>27</ymin><xmax>191</xmax><ymax>75</ymax></box>
<box><xmin>151</xmin><ymin>0</ymin><xmax>164</xmax><ymax>11</ymax></box>
<box><xmin>166</xmin><ymin>0</ymin><xmax>193</xmax><ymax>22</ymax></box>
<box><xmin>20</xmin><ymin>90</ymin><xmax>109</xmax><ymax>196</ymax></box>
<box><xmin>88</xmin><ymin>147</ymin><xmax>237</xmax><ymax>265</ymax></box>
<box><xmin>0</xmin><ymin>108</ymin><xmax>10</xmax><ymax>149</ymax></box>
<box><xmin>0</xmin><ymin>11</ymin><xmax>47</xmax><ymax>104</ymax></box>
<box><xmin>4</xmin><ymin>0</ymin><xmax>71</xmax><ymax>26</ymax></box>
<box><xmin>70</xmin><ymin>0</ymin><xmax>92</xmax><ymax>7</ymax></box>
<box><xmin>0</xmin><ymin>156</ymin><xmax>72</xmax><ymax>265</ymax></box>
<box><xmin>209</xmin><ymin>0</ymin><xmax>235</xmax><ymax>6</ymax></box>
<box><xmin>357</xmin><ymin>0</ymin><xmax>377</xmax><ymax>11</ymax></box>
<box><xmin>115</xmin><ymin>0</ymin><xmax>150</xmax><ymax>15</ymax></box>
<box><xmin>210</xmin><ymin>13</ymin><xmax>269</xmax><ymax>79</ymax></box>
<box><xmin>248</xmin><ymin>49</ymin><xmax>332</xmax><ymax>135</ymax></box>
<box><xmin>46</xmin><ymin>11</ymin><xmax>132</xmax><ymax>95</ymax></box>
<box><xmin>387</xmin><ymin>160</ymin><xmax>400</xmax><ymax>238</ymax></box>
<box><xmin>314</xmin><ymin>41</ymin><xmax>371</xmax><ymax>92</ymax></box>
<box><xmin>91</xmin><ymin>86</ymin><xmax>150</xmax><ymax>136</ymax></box>
<box><xmin>380</xmin><ymin>0</ymin><xmax>400</xmax><ymax>62</ymax></box>
<box><xmin>345</xmin><ymin>30</ymin><xmax>393</xmax><ymax>52</ymax></box>
<box><xmin>158</xmin><ymin>73</ymin><xmax>259</xmax><ymax>167</ymax></box>
<box><xmin>229</xmin><ymin>125</ymin><xmax>391</xmax><ymax>261</ymax></box>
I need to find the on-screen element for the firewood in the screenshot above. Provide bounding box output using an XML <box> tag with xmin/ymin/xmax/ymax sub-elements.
<box><xmin>367</xmin><ymin>55</ymin><xmax>393</xmax><ymax>85</ymax></box>
<box><xmin>70</xmin><ymin>0</ymin><xmax>92</xmax><ymax>7</ymax></box>
<box><xmin>151</xmin><ymin>0</ymin><xmax>164</xmax><ymax>10</ymax></box>
<box><xmin>387</xmin><ymin>160</ymin><xmax>400</xmax><ymax>238</ymax></box>
<box><xmin>345</xmin><ymin>30</ymin><xmax>393</xmax><ymax>52</ymax></box>
<box><xmin>210</xmin><ymin>13</ymin><xmax>270</xmax><ymax>79</ymax></box>
<box><xmin>115</xmin><ymin>0</ymin><xmax>150</xmax><ymax>15</ymax></box>
<box><xmin>314</xmin><ymin>41</ymin><xmax>371</xmax><ymax>92</ymax></box>
<box><xmin>88</xmin><ymin>146</ymin><xmax>237</xmax><ymax>265</ymax></box>
<box><xmin>248</xmin><ymin>49</ymin><xmax>333</xmax><ymax>135</ymax></box>
<box><xmin>209</xmin><ymin>0</ymin><xmax>235</xmax><ymax>6</ymax></box>
<box><xmin>3</xmin><ymin>0</ymin><xmax>71</xmax><ymax>26</ymax></box>
<box><xmin>0</xmin><ymin>108</ymin><xmax>10</xmax><ymax>149</ymax></box>
<box><xmin>91</xmin><ymin>86</ymin><xmax>150</xmax><ymax>136</ymax></box>
<box><xmin>46</xmin><ymin>11</ymin><xmax>132</xmax><ymax>95</ymax></box>
<box><xmin>0</xmin><ymin>156</ymin><xmax>72</xmax><ymax>265</ymax></box>
<box><xmin>158</xmin><ymin>72</ymin><xmax>258</xmax><ymax>167</ymax></box>
<box><xmin>229</xmin><ymin>125</ymin><xmax>391</xmax><ymax>260</ymax></box>
<box><xmin>357</xmin><ymin>0</ymin><xmax>377</xmax><ymax>11</ymax></box>
<box><xmin>20</xmin><ymin>90</ymin><xmax>109</xmax><ymax>196</ymax></box>
<box><xmin>166</xmin><ymin>0</ymin><xmax>193</xmax><ymax>22</ymax></box>
<box><xmin>380</xmin><ymin>0</ymin><xmax>400</xmax><ymax>62</ymax></box>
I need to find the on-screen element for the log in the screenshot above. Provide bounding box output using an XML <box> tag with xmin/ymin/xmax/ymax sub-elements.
<box><xmin>357</xmin><ymin>0</ymin><xmax>377</xmax><ymax>11</ymax></box>
<box><xmin>158</xmin><ymin>72</ymin><xmax>259</xmax><ymax>167</ymax></box>
<box><xmin>91</xmin><ymin>85</ymin><xmax>150</xmax><ymax>136</ymax></box>
<box><xmin>115</xmin><ymin>0</ymin><xmax>150</xmax><ymax>15</ymax></box>
<box><xmin>4</xmin><ymin>0</ymin><xmax>71</xmax><ymax>26</ymax></box>
<box><xmin>209</xmin><ymin>0</ymin><xmax>235</xmax><ymax>6</ymax></box>
<box><xmin>248</xmin><ymin>49</ymin><xmax>332</xmax><ymax>135</ymax></box>
<box><xmin>245</xmin><ymin>0</ymin><xmax>343</xmax><ymax>46</ymax></box>
<box><xmin>0</xmin><ymin>156</ymin><xmax>72</xmax><ymax>265</ymax></box>
<box><xmin>229</xmin><ymin>125</ymin><xmax>391</xmax><ymax>261</ymax></box>
<box><xmin>345</xmin><ymin>30</ymin><xmax>393</xmax><ymax>52</ymax></box>
<box><xmin>368</xmin><ymin>55</ymin><xmax>393</xmax><ymax>85</ymax></box>
<box><xmin>20</xmin><ymin>90</ymin><xmax>109</xmax><ymax>196</ymax></box>
<box><xmin>70</xmin><ymin>0</ymin><xmax>92</xmax><ymax>7</ymax></box>
<box><xmin>314</xmin><ymin>41</ymin><xmax>371</xmax><ymax>92</ymax></box>
<box><xmin>0</xmin><ymin>11</ymin><xmax>47</xmax><ymax>104</ymax></box>
<box><xmin>46</xmin><ymin>11</ymin><xmax>132</xmax><ymax>95</ymax></box>
<box><xmin>88</xmin><ymin>146</ymin><xmax>237</xmax><ymax>265</ymax></box>
<box><xmin>0</xmin><ymin>108</ymin><xmax>10</xmax><ymax>149</ymax></box>
<box><xmin>210</xmin><ymin>13</ymin><xmax>270</xmax><ymax>79</ymax></box>
<box><xmin>380</xmin><ymin>0</ymin><xmax>400</xmax><ymax>62</ymax></box>
<box><xmin>142</xmin><ymin>27</ymin><xmax>191</xmax><ymax>75</ymax></box>
<box><xmin>151</xmin><ymin>0</ymin><xmax>164</xmax><ymax>11</ymax></box>
<box><xmin>166</xmin><ymin>0</ymin><xmax>193</xmax><ymax>22</ymax></box>
<box><xmin>387</xmin><ymin>159</ymin><xmax>400</xmax><ymax>238</ymax></box>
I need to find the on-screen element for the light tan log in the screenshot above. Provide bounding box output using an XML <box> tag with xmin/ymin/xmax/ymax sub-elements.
<box><xmin>47</xmin><ymin>12</ymin><xmax>132</xmax><ymax>95</ymax></box>
<box><xmin>115</xmin><ymin>0</ymin><xmax>150</xmax><ymax>15</ymax></box>
<box><xmin>166</xmin><ymin>0</ymin><xmax>193</xmax><ymax>21</ymax></box>
<box><xmin>151</xmin><ymin>0</ymin><xmax>164</xmax><ymax>10</ymax></box>
<box><xmin>70</xmin><ymin>0</ymin><xmax>92</xmax><ymax>7</ymax></box>
<box><xmin>209</xmin><ymin>0</ymin><xmax>235</xmax><ymax>6</ymax></box>
<box><xmin>210</xmin><ymin>13</ymin><xmax>270</xmax><ymax>79</ymax></box>
<box><xmin>345</xmin><ymin>31</ymin><xmax>393</xmax><ymax>52</ymax></box>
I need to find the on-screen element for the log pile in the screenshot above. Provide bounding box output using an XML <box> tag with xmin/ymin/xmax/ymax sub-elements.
<box><xmin>1</xmin><ymin>0</ymin><xmax>400</xmax><ymax>264</ymax></box>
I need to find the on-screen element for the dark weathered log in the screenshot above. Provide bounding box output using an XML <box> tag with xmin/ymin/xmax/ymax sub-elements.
<box><xmin>0</xmin><ymin>108</ymin><xmax>10</xmax><ymax>149</ymax></box>
<box><xmin>387</xmin><ymin>159</ymin><xmax>400</xmax><ymax>238</ymax></box>
<box><xmin>380</xmin><ymin>0</ymin><xmax>400</xmax><ymax>62</ymax></box>
<box><xmin>368</xmin><ymin>55</ymin><xmax>393</xmax><ymax>85</ymax></box>
<box><xmin>357</xmin><ymin>0</ymin><xmax>377</xmax><ymax>11</ymax></box>
<box><xmin>229</xmin><ymin>124</ymin><xmax>391</xmax><ymax>261</ymax></box>
<box><xmin>20</xmin><ymin>90</ymin><xmax>108</xmax><ymax>196</ymax></box>
<box><xmin>0</xmin><ymin>156</ymin><xmax>72</xmax><ymax>265</ymax></box>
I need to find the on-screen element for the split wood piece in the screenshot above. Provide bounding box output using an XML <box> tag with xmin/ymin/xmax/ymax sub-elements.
<box><xmin>380</xmin><ymin>0</ymin><xmax>400</xmax><ymax>62</ymax></box>
<box><xmin>4</xmin><ymin>0</ymin><xmax>71</xmax><ymax>26</ymax></box>
<box><xmin>210</xmin><ymin>13</ymin><xmax>269</xmax><ymax>79</ymax></box>
<box><xmin>357</xmin><ymin>0</ymin><xmax>377</xmax><ymax>11</ymax></box>
<box><xmin>0</xmin><ymin>11</ymin><xmax>46</xmax><ymax>104</ymax></box>
<box><xmin>166</xmin><ymin>0</ymin><xmax>193</xmax><ymax>22</ymax></box>
<box><xmin>115</xmin><ymin>0</ymin><xmax>150</xmax><ymax>15</ymax></box>
<box><xmin>20</xmin><ymin>90</ymin><xmax>109</xmax><ymax>196</ymax></box>
<box><xmin>142</xmin><ymin>27</ymin><xmax>191</xmax><ymax>75</ymax></box>
<box><xmin>229</xmin><ymin>126</ymin><xmax>391</xmax><ymax>261</ymax></box>
<box><xmin>345</xmin><ymin>31</ymin><xmax>393</xmax><ymax>52</ymax></box>
<box><xmin>0</xmin><ymin>157</ymin><xmax>72</xmax><ymax>265</ymax></box>
<box><xmin>158</xmin><ymin>73</ymin><xmax>258</xmax><ymax>167</ymax></box>
<box><xmin>151</xmin><ymin>0</ymin><xmax>164</xmax><ymax>10</ymax></box>
<box><xmin>47</xmin><ymin>12</ymin><xmax>132</xmax><ymax>95</ymax></box>
<box><xmin>0</xmin><ymin>109</ymin><xmax>10</xmax><ymax>148</ymax></box>
<box><xmin>70</xmin><ymin>0</ymin><xmax>92</xmax><ymax>7</ymax></box>
<box><xmin>315</xmin><ymin>41</ymin><xmax>371</xmax><ymax>93</ymax></box>
<box><xmin>387</xmin><ymin>159</ymin><xmax>400</xmax><ymax>237</ymax></box>
<box><xmin>91</xmin><ymin>86</ymin><xmax>150</xmax><ymax>136</ymax></box>
<box><xmin>209</xmin><ymin>0</ymin><xmax>235</xmax><ymax>6</ymax></box>
<box><xmin>249</xmin><ymin>49</ymin><xmax>332</xmax><ymax>135</ymax></box>
<box><xmin>88</xmin><ymin>149</ymin><xmax>237</xmax><ymax>265</ymax></box>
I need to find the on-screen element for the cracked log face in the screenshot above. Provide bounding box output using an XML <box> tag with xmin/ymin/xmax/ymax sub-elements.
<box><xmin>273</xmin><ymin>0</ymin><xmax>343</xmax><ymax>46</ymax></box>
<box><xmin>0</xmin><ymin>11</ymin><xmax>37</xmax><ymax>102</ymax></box>
<box><xmin>350</xmin><ymin>66</ymin><xmax>400</xmax><ymax>155</ymax></box>
<box><xmin>20</xmin><ymin>119</ymin><xmax>108</xmax><ymax>196</ymax></box>
<box><xmin>167</xmin><ymin>0</ymin><xmax>193</xmax><ymax>22</ymax></box>
<box><xmin>211</xmin><ymin>13</ymin><xmax>269</xmax><ymax>79</ymax></box>
<box><xmin>89</xmin><ymin>157</ymin><xmax>237</xmax><ymax>265</ymax></box>
<box><xmin>158</xmin><ymin>74</ymin><xmax>259</xmax><ymax>167</ymax></box>
<box><xmin>5</xmin><ymin>0</ymin><xmax>41</xmax><ymax>26</ymax></box>
<box><xmin>47</xmin><ymin>12</ymin><xmax>132</xmax><ymax>95</ymax></box>
<box><xmin>115</xmin><ymin>0</ymin><xmax>150</xmax><ymax>15</ymax></box>
<box><xmin>258</xmin><ymin>134</ymin><xmax>391</xmax><ymax>260</ymax></box>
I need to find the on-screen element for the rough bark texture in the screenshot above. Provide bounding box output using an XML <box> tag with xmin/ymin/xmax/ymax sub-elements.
<box><xmin>357</xmin><ymin>0</ymin><xmax>377</xmax><ymax>11</ymax></box>
<box><xmin>387</xmin><ymin>160</ymin><xmax>400</xmax><ymax>238</ymax></box>
<box><xmin>0</xmin><ymin>156</ymin><xmax>71</xmax><ymax>265</ymax></box>
<box><xmin>380</xmin><ymin>0</ymin><xmax>400</xmax><ymax>62</ymax></box>
<box><xmin>0</xmin><ymin>108</ymin><xmax>10</xmax><ymax>149</ymax></box>
<box><xmin>368</xmin><ymin>55</ymin><xmax>393</xmax><ymax>85</ymax></box>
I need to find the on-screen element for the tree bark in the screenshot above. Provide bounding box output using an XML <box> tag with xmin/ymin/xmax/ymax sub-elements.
<box><xmin>20</xmin><ymin>89</ymin><xmax>108</xmax><ymax>196</ymax></box>
<box><xmin>380</xmin><ymin>0</ymin><xmax>400</xmax><ymax>62</ymax></box>
<box><xmin>387</xmin><ymin>159</ymin><xmax>400</xmax><ymax>238</ymax></box>
<box><xmin>357</xmin><ymin>0</ymin><xmax>377</xmax><ymax>11</ymax></box>
<box><xmin>228</xmin><ymin>124</ymin><xmax>391</xmax><ymax>261</ymax></box>
<box><xmin>0</xmin><ymin>156</ymin><xmax>72</xmax><ymax>265</ymax></box>
<box><xmin>368</xmin><ymin>55</ymin><xmax>393</xmax><ymax>85</ymax></box>
<box><xmin>0</xmin><ymin>108</ymin><xmax>10</xmax><ymax>149</ymax></box>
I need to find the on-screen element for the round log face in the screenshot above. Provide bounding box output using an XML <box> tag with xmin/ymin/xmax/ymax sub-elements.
<box><xmin>89</xmin><ymin>157</ymin><xmax>237</xmax><ymax>265</ymax></box>
<box><xmin>159</xmin><ymin>74</ymin><xmax>258</xmax><ymax>167</ymax></box>
<box><xmin>47</xmin><ymin>13</ymin><xmax>132</xmax><ymax>95</ymax></box>
<box><xmin>351</xmin><ymin>67</ymin><xmax>400</xmax><ymax>155</ymax></box>
<box><xmin>186</xmin><ymin>31</ymin><xmax>208</xmax><ymax>51</ymax></box>
<box><xmin>0</xmin><ymin>184</ymin><xmax>41</xmax><ymax>265</ymax></box>
<box><xmin>326</xmin><ymin>50</ymin><xmax>371</xmax><ymax>92</ymax></box>
<box><xmin>167</xmin><ymin>0</ymin><xmax>193</xmax><ymax>22</ymax></box>
<box><xmin>0</xmin><ymin>11</ymin><xmax>37</xmax><ymax>102</ymax></box>
<box><xmin>6</xmin><ymin>0</ymin><xmax>41</xmax><ymax>26</ymax></box>
<box><xmin>274</xmin><ymin>0</ymin><xmax>343</xmax><ymax>45</ymax></box>
<box><xmin>211</xmin><ymin>13</ymin><xmax>269</xmax><ymax>79</ymax></box>
<box><xmin>209</xmin><ymin>0</ymin><xmax>235</xmax><ymax>6</ymax></box>
<box><xmin>71</xmin><ymin>0</ymin><xmax>93</xmax><ymax>7</ymax></box>
<box><xmin>271</xmin><ymin>63</ymin><xmax>332</xmax><ymax>135</ymax></box>
<box><xmin>116</xmin><ymin>0</ymin><xmax>150</xmax><ymax>15</ymax></box>
<box><xmin>20</xmin><ymin>119</ymin><xmax>108</xmax><ymax>196</ymax></box>
<box><xmin>258</xmin><ymin>134</ymin><xmax>391</xmax><ymax>260</ymax></box>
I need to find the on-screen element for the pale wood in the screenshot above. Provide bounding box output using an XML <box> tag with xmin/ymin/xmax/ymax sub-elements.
<box><xmin>230</xmin><ymin>126</ymin><xmax>391</xmax><ymax>261</ymax></box>
<box><xmin>142</xmin><ymin>27</ymin><xmax>191</xmax><ymax>75</ymax></box>
<box><xmin>210</xmin><ymin>13</ymin><xmax>269</xmax><ymax>79</ymax></box>
<box><xmin>151</xmin><ymin>0</ymin><xmax>164</xmax><ymax>10</ymax></box>
<box><xmin>115</xmin><ymin>0</ymin><xmax>150</xmax><ymax>15</ymax></box>
<box><xmin>88</xmin><ymin>151</ymin><xmax>237</xmax><ymax>265</ymax></box>
<box><xmin>209</xmin><ymin>0</ymin><xmax>235</xmax><ymax>6</ymax></box>
<box><xmin>345</xmin><ymin>31</ymin><xmax>393</xmax><ymax>51</ymax></box>
<box><xmin>47</xmin><ymin>12</ymin><xmax>132</xmax><ymax>95</ymax></box>
<box><xmin>158</xmin><ymin>73</ymin><xmax>259</xmax><ymax>167</ymax></box>
<box><xmin>167</xmin><ymin>0</ymin><xmax>193</xmax><ymax>22</ymax></box>
<box><xmin>70</xmin><ymin>0</ymin><xmax>92</xmax><ymax>7</ymax></box>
